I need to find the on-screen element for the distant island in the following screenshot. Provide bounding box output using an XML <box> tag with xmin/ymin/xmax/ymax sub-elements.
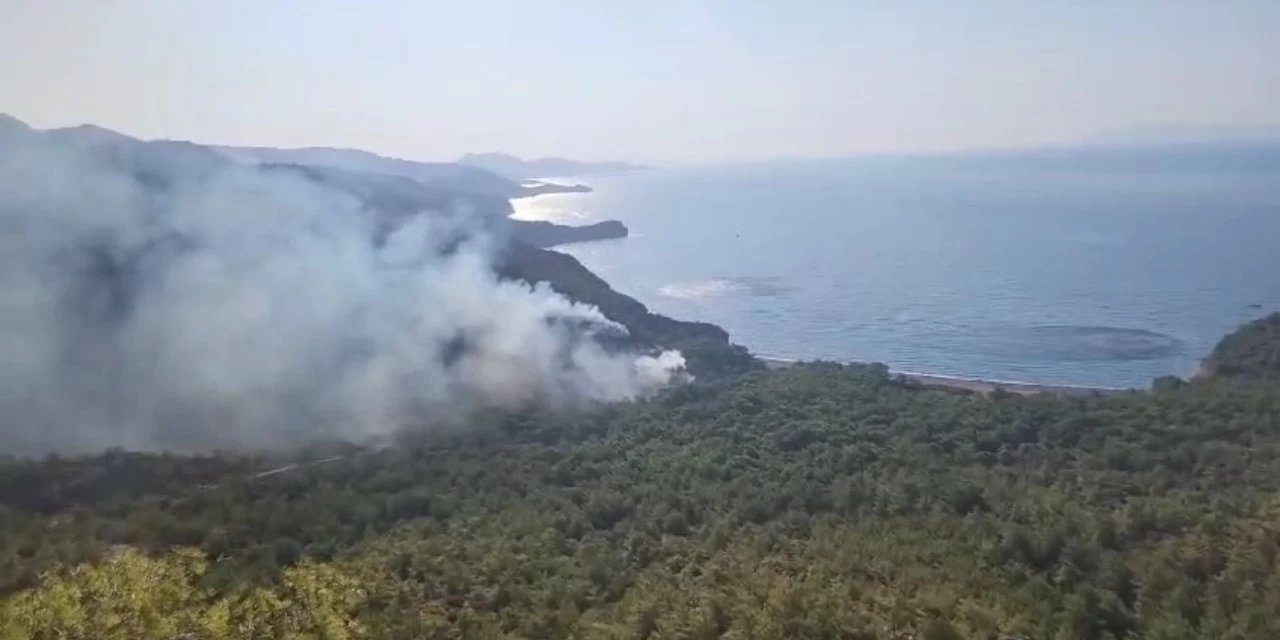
<box><xmin>516</xmin><ymin>181</ymin><xmax>594</xmax><ymax>198</ymax></box>
<box><xmin>459</xmin><ymin>152</ymin><xmax>649</xmax><ymax>181</ymax></box>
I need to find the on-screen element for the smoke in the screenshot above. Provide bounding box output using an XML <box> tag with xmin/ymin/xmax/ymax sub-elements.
<box><xmin>0</xmin><ymin>128</ymin><xmax>685</xmax><ymax>455</ymax></box>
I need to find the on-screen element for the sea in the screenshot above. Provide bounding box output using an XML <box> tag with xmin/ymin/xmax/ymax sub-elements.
<box><xmin>512</xmin><ymin>148</ymin><xmax>1280</xmax><ymax>388</ymax></box>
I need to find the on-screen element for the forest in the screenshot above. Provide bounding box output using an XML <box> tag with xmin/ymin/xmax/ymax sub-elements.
<box><xmin>2</xmin><ymin>316</ymin><xmax>1280</xmax><ymax>639</ymax></box>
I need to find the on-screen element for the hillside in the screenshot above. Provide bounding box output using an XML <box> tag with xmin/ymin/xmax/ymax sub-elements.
<box><xmin>1202</xmin><ymin>312</ymin><xmax>1280</xmax><ymax>380</ymax></box>
<box><xmin>0</xmin><ymin>116</ymin><xmax>746</xmax><ymax>384</ymax></box>
<box><xmin>3</xmin><ymin>319</ymin><xmax>1280</xmax><ymax>639</ymax></box>
<box><xmin>218</xmin><ymin>144</ymin><xmax>522</xmax><ymax>198</ymax></box>
<box><xmin>6</xmin><ymin>115</ymin><xmax>1278</xmax><ymax>640</ymax></box>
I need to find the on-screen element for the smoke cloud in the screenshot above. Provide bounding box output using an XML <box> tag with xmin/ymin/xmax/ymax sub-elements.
<box><xmin>0</xmin><ymin>127</ymin><xmax>684</xmax><ymax>455</ymax></box>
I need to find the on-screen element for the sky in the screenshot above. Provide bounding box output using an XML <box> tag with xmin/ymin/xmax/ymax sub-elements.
<box><xmin>2</xmin><ymin>0</ymin><xmax>1278</xmax><ymax>165</ymax></box>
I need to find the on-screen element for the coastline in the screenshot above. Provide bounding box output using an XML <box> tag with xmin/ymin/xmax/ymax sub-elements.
<box><xmin>758</xmin><ymin>356</ymin><xmax>1133</xmax><ymax>396</ymax></box>
<box><xmin>510</xmin><ymin>219</ymin><xmax>628</xmax><ymax>248</ymax></box>
<box><xmin>497</xmin><ymin>184</ymin><xmax>1160</xmax><ymax>396</ymax></box>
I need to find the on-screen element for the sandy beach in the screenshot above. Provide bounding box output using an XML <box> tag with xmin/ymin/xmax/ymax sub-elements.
<box><xmin>758</xmin><ymin>356</ymin><xmax>1131</xmax><ymax>397</ymax></box>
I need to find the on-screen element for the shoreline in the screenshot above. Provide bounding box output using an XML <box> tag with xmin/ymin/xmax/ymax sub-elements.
<box><xmin>758</xmin><ymin>356</ymin><xmax>1133</xmax><ymax>396</ymax></box>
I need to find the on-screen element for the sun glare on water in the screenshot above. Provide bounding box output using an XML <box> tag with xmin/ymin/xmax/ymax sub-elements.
<box><xmin>509</xmin><ymin>193</ymin><xmax>594</xmax><ymax>224</ymax></box>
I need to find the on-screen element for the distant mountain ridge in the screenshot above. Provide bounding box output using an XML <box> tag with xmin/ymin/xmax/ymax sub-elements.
<box><xmin>458</xmin><ymin>152</ymin><xmax>649</xmax><ymax>180</ymax></box>
<box><xmin>1081</xmin><ymin>124</ymin><xmax>1280</xmax><ymax>147</ymax></box>
<box><xmin>216</xmin><ymin>145</ymin><xmax>521</xmax><ymax>198</ymax></box>
<box><xmin>0</xmin><ymin>114</ymin><xmax>748</xmax><ymax>378</ymax></box>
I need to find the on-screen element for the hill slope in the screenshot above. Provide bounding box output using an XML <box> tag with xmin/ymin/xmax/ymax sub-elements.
<box><xmin>0</xmin><ymin>115</ymin><xmax>747</xmax><ymax>385</ymax></box>
<box><xmin>3</xmin><ymin>319</ymin><xmax>1280</xmax><ymax>639</ymax></box>
<box><xmin>219</xmin><ymin>144</ymin><xmax>522</xmax><ymax>198</ymax></box>
<box><xmin>1202</xmin><ymin>312</ymin><xmax>1280</xmax><ymax>380</ymax></box>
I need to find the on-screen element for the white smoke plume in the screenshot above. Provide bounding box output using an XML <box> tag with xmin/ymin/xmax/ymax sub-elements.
<box><xmin>0</xmin><ymin>127</ymin><xmax>684</xmax><ymax>454</ymax></box>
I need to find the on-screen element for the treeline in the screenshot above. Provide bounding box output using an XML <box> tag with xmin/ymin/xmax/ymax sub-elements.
<box><xmin>3</xmin><ymin>322</ymin><xmax>1280</xmax><ymax>638</ymax></box>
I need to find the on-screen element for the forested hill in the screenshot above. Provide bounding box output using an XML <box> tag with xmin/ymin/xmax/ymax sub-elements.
<box><xmin>1202</xmin><ymin>312</ymin><xmax>1280</xmax><ymax>381</ymax></box>
<box><xmin>0</xmin><ymin>115</ymin><xmax>750</xmax><ymax>382</ymax></box>
<box><xmin>4</xmin><ymin>318</ymin><xmax>1280</xmax><ymax>639</ymax></box>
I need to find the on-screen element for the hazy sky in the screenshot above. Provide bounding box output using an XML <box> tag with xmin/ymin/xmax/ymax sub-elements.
<box><xmin>2</xmin><ymin>0</ymin><xmax>1278</xmax><ymax>164</ymax></box>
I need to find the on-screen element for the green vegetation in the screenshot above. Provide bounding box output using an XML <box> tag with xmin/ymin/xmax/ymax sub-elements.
<box><xmin>497</xmin><ymin>242</ymin><xmax>755</xmax><ymax>379</ymax></box>
<box><xmin>3</xmin><ymin>322</ymin><xmax>1280</xmax><ymax>639</ymax></box>
<box><xmin>1203</xmin><ymin>312</ymin><xmax>1280</xmax><ymax>380</ymax></box>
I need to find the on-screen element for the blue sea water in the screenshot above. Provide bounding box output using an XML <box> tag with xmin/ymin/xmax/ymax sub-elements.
<box><xmin>513</xmin><ymin>150</ymin><xmax>1280</xmax><ymax>388</ymax></box>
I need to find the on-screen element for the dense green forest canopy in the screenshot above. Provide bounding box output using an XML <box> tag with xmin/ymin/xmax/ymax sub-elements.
<box><xmin>2</xmin><ymin>316</ymin><xmax>1280</xmax><ymax>639</ymax></box>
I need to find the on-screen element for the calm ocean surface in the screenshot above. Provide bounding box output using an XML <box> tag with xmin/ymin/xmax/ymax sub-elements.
<box><xmin>514</xmin><ymin>151</ymin><xmax>1280</xmax><ymax>388</ymax></box>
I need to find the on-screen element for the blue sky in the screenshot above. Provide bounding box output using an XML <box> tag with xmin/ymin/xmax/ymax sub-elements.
<box><xmin>2</xmin><ymin>0</ymin><xmax>1278</xmax><ymax>164</ymax></box>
